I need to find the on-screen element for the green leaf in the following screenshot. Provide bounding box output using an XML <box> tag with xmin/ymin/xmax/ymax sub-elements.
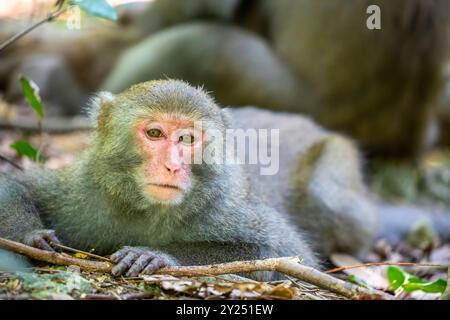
<box><xmin>19</xmin><ymin>75</ymin><xmax>44</xmax><ymax>118</ymax></box>
<box><xmin>403</xmin><ymin>279</ymin><xmax>447</xmax><ymax>294</ymax></box>
<box><xmin>10</xmin><ymin>140</ymin><xmax>43</xmax><ymax>163</ymax></box>
<box><xmin>72</xmin><ymin>0</ymin><xmax>118</xmax><ymax>21</ymax></box>
<box><xmin>387</xmin><ymin>266</ymin><xmax>406</xmax><ymax>291</ymax></box>
<box><xmin>387</xmin><ymin>266</ymin><xmax>447</xmax><ymax>294</ymax></box>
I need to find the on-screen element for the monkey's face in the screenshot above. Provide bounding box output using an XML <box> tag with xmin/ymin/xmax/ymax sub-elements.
<box><xmin>90</xmin><ymin>80</ymin><xmax>227</xmax><ymax>209</ymax></box>
<box><xmin>134</xmin><ymin>113</ymin><xmax>204</xmax><ymax>205</ymax></box>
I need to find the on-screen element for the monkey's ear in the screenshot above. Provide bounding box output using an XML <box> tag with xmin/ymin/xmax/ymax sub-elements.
<box><xmin>86</xmin><ymin>91</ymin><xmax>115</xmax><ymax>127</ymax></box>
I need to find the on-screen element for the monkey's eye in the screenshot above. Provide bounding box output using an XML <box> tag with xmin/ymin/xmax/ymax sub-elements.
<box><xmin>179</xmin><ymin>134</ymin><xmax>195</xmax><ymax>145</ymax></box>
<box><xmin>147</xmin><ymin>128</ymin><xmax>164</xmax><ymax>139</ymax></box>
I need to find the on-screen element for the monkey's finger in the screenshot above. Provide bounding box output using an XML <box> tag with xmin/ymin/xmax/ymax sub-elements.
<box><xmin>43</xmin><ymin>232</ymin><xmax>62</xmax><ymax>247</ymax></box>
<box><xmin>34</xmin><ymin>238</ymin><xmax>55</xmax><ymax>252</ymax></box>
<box><xmin>111</xmin><ymin>252</ymin><xmax>139</xmax><ymax>276</ymax></box>
<box><xmin>110</xmin><ymin>248</ymin><xmax>131</xmax><ymax>263</ymax></box>
<box><xmin>142</xmin><ymin>257</ymin><xmax>166</xmax><ymax>275</ymax></box>
<box><xmin>126</xmin><ymin>254</ymin><xmax>155</xmax><ymax>277</ymax></box>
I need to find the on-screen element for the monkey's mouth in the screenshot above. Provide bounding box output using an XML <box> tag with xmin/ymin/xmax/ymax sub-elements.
<box><xmin>145</xmin><ymin>183</ymin><xmax>185</xmax><ymax>202</ymax></box>
<box><xmin>147</xmin><ymin>183</ymin><xmax>184</xmax><ymax>191</ymax></box>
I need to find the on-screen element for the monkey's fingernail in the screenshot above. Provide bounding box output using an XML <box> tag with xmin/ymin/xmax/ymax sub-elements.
<box><xmin>111</xmin><ymin>266</ymin><xmax>123</xmax><ymax>276</ymax></box>
<box><xmin>110</xmin><ymin>250</ymin><xmax>128</xmax><ymax>262</ymax></box>
<box><xmin>50</xmin><ymin>236</ymin><xmax>62</xmax><ymax>245</ymax></box>
<box><xmin>35</xmin><ymin>239</ymin><xmax>55</xmax><ymax>252</ymax></box>
<box><xmin>143</xmin><ymin>259</ymin><xmax>165</xmax><ymax>274</ymax></box>
<box><xmin>125</xmin><ymin>271</ymin><xmax>137</xmax><ymax>277</ymax></box>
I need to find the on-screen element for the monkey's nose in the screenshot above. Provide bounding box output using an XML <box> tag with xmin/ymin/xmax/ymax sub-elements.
<box><xmin>164</xmin><ymin>163</ymin><xmax>181</xmax><ymax>174</ymax></box>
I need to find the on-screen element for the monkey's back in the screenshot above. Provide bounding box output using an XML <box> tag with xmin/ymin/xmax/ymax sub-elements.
<box><xmin>229</xmin><ymin>107</ymin><xmax>329</xmax><ymax>213</ymax></box>
<box><xmin>230</xmin><ymin>106</ymin><xmax>380</xmax><ymax>256</ymax></box>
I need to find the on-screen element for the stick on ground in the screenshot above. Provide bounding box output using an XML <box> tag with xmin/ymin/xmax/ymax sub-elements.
<box><xmin>326</xmin><ymin>261</ymin><xmax>445</xmax><ymax>274</ymax></box>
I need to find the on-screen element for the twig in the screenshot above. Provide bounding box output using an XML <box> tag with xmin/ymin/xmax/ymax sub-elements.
<box><xmin>326</xmin><ymin>262</ymin><xmax>445</xmax><ymax>274</ymax></box>
<box><xmin>33</xmin><ymin>267</ymin><xmax>63</xmax><ymax>273</ymax></box>
<box><xmin>0</xmin><ymin>154</ymin><xmax>23</xmax><ymax>171</ymax></box>
<box><xmin>50</xmin><ymin>242</ymin><xmax>113</xmax><ymax>263</ymax></box>
<box><xmin>81</xmin><ymin>292</ymin><xmax>154</xmax><ymax>300</ymax></box>
<box><xmin>214</xmin><ymin>275</ymin><xmax>256</xmax><ymax>283</ymax></box>
<box><xmin>0</xmin><ymin>237</ymin><xmax>392</xmax><ymax>300</ymax></box>
<box><xmin>0</xmin><ymin>116</ymin><xmax>93</xmax><ymax>133</ymax></box>
<box><xmin>80</xmin><ymin>294</ymin><xmax>117</xmax><ymax>300</ymax></box>
<box><xmin>120</xmin><ymin>291</ymin><xmax>155</xmax><ymax>300</ymax></box>
<box><xmin>0</xmin><ymin>237</ymin><xmax>112</xmax><ymax>272</ymax></box>
<box><xmin>0</xmin><ymin>5</ymin><xmax>70</xmax><ymax>52</ymax></box>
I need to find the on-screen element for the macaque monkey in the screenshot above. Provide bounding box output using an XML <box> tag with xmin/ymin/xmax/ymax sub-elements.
<box><xmin>2</xmin><ymin>80</ymin><xmax>450</xmax><ymax>277</ymax></box>
<box><xmin>0</xmin><ymin>80</ymin><xmax>319</xmax><ymax>279</ymax></box>
<box><xmin>103</xmin><ymin>0</ymin><xmax>450</xmax><ymax>157</ymax></box>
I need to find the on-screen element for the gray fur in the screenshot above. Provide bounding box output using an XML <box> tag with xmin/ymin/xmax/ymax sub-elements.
<box><xmin>0</xmin><ymin>80</ymin><xmax>318</xmax><ymax>280</ymax></box>
<box><xmin>231</xmin><ymin>107</ymin><xmax>379</xmax><ymax>256</ymax></box>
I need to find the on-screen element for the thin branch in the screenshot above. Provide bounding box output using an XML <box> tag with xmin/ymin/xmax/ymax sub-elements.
<box><xmin>80</xmin><ymin>292</ymin><xmax>155</xmax><ymax>300</ymax></box>
<box><xmin>0</xmin><ymin>237</ymin><xmax>112</xmax><ymax>272</ymax></box>
<box><xmin>0</xmin><ymin>154</ymin><xmax>23</xmax><ymax>171</ymax></box>
<box><xmin>0</xmin><ymin>237</ymin><xmax>392</xmax><ymax>300</ymax></box>
<box><xmin>119</xmin><ymin>291</ymin><xmax>156</xmax><ymax>300</ymax></box>
<box><xmin>51</xmin><ymin>242</ymin><xmax>113</xmax><ymax>263</ymax></box>
<box><xmin>0</xmin><ymin>116</ymin><xmax>93</xmax><ymax>133</ymax></box>
<box><xmin>80</xmin><ymin>293</ymin><xmax>117</xmax><ymax>300</ymax></box>
<box><xmin>326</xmin><ymin>262</ymin><xmax>445</xmax><ymax>274</ymax></box>
<box><xmin>0</xmin><ymin>5</ymin><xmax>70</xmax><ymax>52</ymax></box>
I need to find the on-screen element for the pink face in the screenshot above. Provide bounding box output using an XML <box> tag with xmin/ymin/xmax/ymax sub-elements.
<box><xmin>134</xmin><ymin>114</ymin><xmax>203</xmax><ymax>203</ymax></box>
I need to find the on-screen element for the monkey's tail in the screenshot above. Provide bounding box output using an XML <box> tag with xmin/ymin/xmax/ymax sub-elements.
<box><xmin>376</xmin><ymin>203</ymin><xmax>450</xmax><ymax>244</ymax></box>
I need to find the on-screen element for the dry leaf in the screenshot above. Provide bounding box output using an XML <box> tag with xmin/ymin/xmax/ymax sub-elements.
<box><xmin>330</xmin><ymin>253</ymin><xmax>389</xmax><ymax>290</ymax></box>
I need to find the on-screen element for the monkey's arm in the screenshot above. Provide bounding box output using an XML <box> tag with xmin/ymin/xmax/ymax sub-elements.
<box><xmin>135</xmin><ymin>0</ymin><xmax>241</xmax><ymax>35</ymax></box>
<box><xmin>0</xmin><ymin>175</ymin><xmax>63</xmax><ymax>271</ymax></box>
<box><xmin>0</xmin><ymin>175</ymin><xmax>62</xmax><ymax>249</ymax></box>
<box><xmin>176</xmin><ymin>201</ymin><xmax>319</xmax><ymax>279</ymax></box>
<box><xmin>109</xmin><ymin>202</ymin><xmax>318</xmax><ymax>281</ymax></box>
<box><xmin>0</xmin><ymin>175</ymin><xmax>39</xmax><ymax>272</ymax></box>
<box><xmin>0</xmin><ymin>175</ymin><xmax>44</xmax><ymax>242</ymax></box>
<box><xmin>157</xmin><ymin>242</ymin><xmax>267</xmax><ymax>265</ymax></box>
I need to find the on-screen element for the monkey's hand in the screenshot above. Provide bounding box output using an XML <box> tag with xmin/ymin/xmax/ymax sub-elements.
<box><xmin>23</xmin><ymin>229</ymin><xmax>62</xmax><ymax>252</ymax></box>
<box><xmin>110</xmin><ymin>246</ymin><xmax>179</xmax><ymax>277</ymax></box>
